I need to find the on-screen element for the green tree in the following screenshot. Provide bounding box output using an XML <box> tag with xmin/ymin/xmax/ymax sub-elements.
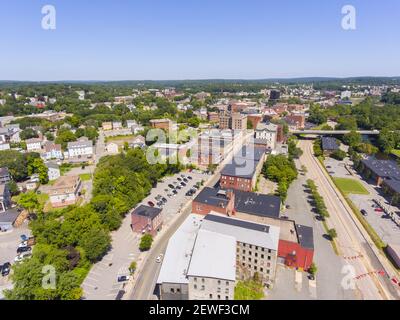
<box><xmin>343</xmin><ymin>131</ymin><xmax>362</xmax><ymax>147</ymax></box>
<box><xmin>139</xmin><ymin>234</ymin><xmax>153</xmax><ymax>252</ymax></box>
<box><xmin>327</xmin><ymin>228</ymin><xmax>337</xmax><ymax>240</ymax></box>
<box><xmin>309</xmin><ymin>263</ymin><xmax>318</xmax><ymax>276</ymax></box>
<box><xmin>17</xmin><ymin>191</ymin><xmax>40</xmax><ymax>214</ymax></box>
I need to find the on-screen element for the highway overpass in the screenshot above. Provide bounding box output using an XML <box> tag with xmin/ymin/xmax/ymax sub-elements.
<box><xmin>290</xmin><ymin>129</ymin><xmax>380</xmax><ymax>136</ymax></box>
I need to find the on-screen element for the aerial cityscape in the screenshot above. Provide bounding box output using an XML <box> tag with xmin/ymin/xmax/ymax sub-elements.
<box><xmin>0</xmin><ymin>0</ymin><xmax>400</xmax><ymax>307</ymax></box>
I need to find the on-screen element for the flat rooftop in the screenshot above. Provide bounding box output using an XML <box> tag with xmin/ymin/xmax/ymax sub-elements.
<box><xmin>132</xmin><ymin>205</ymin><xmax>162</xmax><ymax>219</ymax></box>
<box><xmin>157</xmin><ymin>214</ymin><xmax>203</xmax><ymax>285</ymax></box>
<box><xmin>234</xmin><ymin>190</ymin><xmax>281</xmax><ymax>219</ymax></box>
<box><xmin>296</xmin><ymin>224</ymin><xmax>314</xmax><ymax>250</ymax></box>
<box><xmin>202</xmin><ymin>213</ymin><xmax>280</xmax><ymax>251</ymax></box>
<box><xmin>193</xmin><ymin>187</ymin><xmax>231</xmax><ymax>208</ymax></box>
<box><xmin>321</xmin><ymin>137</ymin><xmax>339</xmax><ymax>151</ymax></box>
<box><xmin>221</xmin><ymin>160</ymin><xmax>258</xmax><ymax>179</ymax></box>
<box><xmin>187</xmin><ymin>229</ymin><xmax>236</xmax><ymax>281</ymax></box>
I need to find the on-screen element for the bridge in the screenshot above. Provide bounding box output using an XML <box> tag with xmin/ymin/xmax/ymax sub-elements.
<box><xmin>290</xmin><ymin>130</ymin><xmax>380</xmax><ymax>136</ymax></box>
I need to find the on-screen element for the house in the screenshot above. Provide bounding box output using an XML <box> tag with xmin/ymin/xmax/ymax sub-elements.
<box><xmin>46</xmin><ymin>162</ymin><xmax>61</xmax><ymax>181</ymax></box>
<box><xmin>321</xmin><ymin>137</ymin><xmax>339</xmax><ymax>155</ymax></box>
<box><xmin>25</xmin><ymin>138</ymin><xmax>43</xmax><ymax>152</ymax></box>
<box><xmin>0</xmin><ymin>208</ymin><xmax>21</xmax><ymax>231</ymax></box>
<box><xmin>220</xmin><ymin>146</ymin><xmax>266</xmax><ymax>192</ymax></box>
<box><xmin>130</xmin><ymin>135</ymin><xmax>146</xmax><ymax>149</ymax></box>
<box><xmin>112</xmin><ymin>122</ymin><xmax>123</xmax><ymax>130</ymax></box>
<box><xmin>0</xmin><ymin>184</ymin><xmax>11</xmax><ymax>212</ymax></box>
<box><xmin>67</xmin><ymin>137</ymin><xmax>94</xmax><ymax>159</ymax></box>
<box><xmin>150</xmin><ymin>119</ymin><xmax>173</xmax><ymax>131</ymax></box>
<box><xmin>284</xmin><ymin>115</ymin><xmax>305</xmax><ymax>130</ymax></box>
<box><xmin>26</xmin><ymin>174</ymin><xmax>39</xmax><ymax>191</ymax></box>
<box><xmin>102</xmin><ymin>122</ymin><xmax>113</xmax><ymax>131</ymax></box>
<box><xmin>0</xmin><ymin>142</ymin><xmax>10</xmax><ymax>151</ymax></box>
<box><xmin>126</xmin><ymin>120</ymin><xmax>137</xmax><ymax>130</ymax></box>
<box><xmin>42</xmin><ymin>141</ymin><xmax>63</xmax><ymax>160</ymax></box>
<box><xmin>49</xmin><ymin>176</ymin><xmax>82</xmax><ymax>208</ymax></box>
<box><xmin>131</xmin><ymin>205</ymin><xmax>163</xmax><ymax>236</ymax></box>
<box><xmin>0</xmin><ymin>167</ymin><xmax>11</xmax><ymax>184</ymax></box>
<box><xmin>207</xmin><ymin>112</ymin><xmax>219</xmax><ymax>123</ymax></box>
<box><xmin>106</xmin><ymin>142</ymin><xmax>119</xmax><ymax>154</ymax></box>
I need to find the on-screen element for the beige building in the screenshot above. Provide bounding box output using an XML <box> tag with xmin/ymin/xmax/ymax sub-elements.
<box><xmin>49</xmin><ymin>176</ymin><xmax>82</xmax><ymax>208</ymax></box>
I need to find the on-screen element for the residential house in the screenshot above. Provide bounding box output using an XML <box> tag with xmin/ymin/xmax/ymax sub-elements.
<box><xmin>102</xmin><ymin>122</ymin><xmax>113</xmax><ymax>131</ymax></box>
<box><xmin>46</xmin><ymin>162</ymin><xmax>61</xmax><ymax>181</ymax></box>
<box><xmin>0</xmin><ymin>167</ymin><xmax>11</xmax><ymax>184</ymax></box>
<box><xmin>0</xmin><ymin>184</ymin><xmax>11</xmax><ymax>212</ymax></box>
<box><xmin>25</xmin><ymin>138</ymin><xmax>43</xmax><ymax>152</ymax></box>
<box><xmin>67</xmin><ymin>137</ymin><xmax>94</xmax><ymax>159</ymax></box>
<box><xmin>42</xmin><ymin>141</ymin><xmax>63</xmax><ymax>160</ymax></box>
<box><xmin>130</xmin><ymin>135</ymin><xmax>146</xmax><ymax>149</ymax></box>
<box><xmin>49</xmin><ymin>176</ymin><xmax>82</xmax><ymax>208</ymax></box>
<box><xmin>106</xmin><ymin>142</ymin><xmax>119</xmax><ymax>154</ymax></box>
<box><xmin>112</xmin><ymin>122</ymin><xmax>123</xmax><ymax>130</ymax></box>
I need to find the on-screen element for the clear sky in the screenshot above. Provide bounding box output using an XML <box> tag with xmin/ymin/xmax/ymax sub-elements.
<box><xmin>0</xmin><ymin>0</ymin><xmax>399</xmax><ymax>80</ymax></box>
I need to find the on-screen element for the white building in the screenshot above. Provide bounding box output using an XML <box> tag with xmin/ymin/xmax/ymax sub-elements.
<box><xmin>341</xmin><ymin>90</ymin><xmax>352</xmax><ymax>99</ymax></box>
<box><xmin>106</xmin><ymin>142</ymin><xmax>119</xmax><ymax>154</ymax></box>
<box><xmin>49</xmin><ymin>175</ymin><xmax>81</xmax><ymax>208</ymax></box>
<box><xmin>67</xmin><ymin>137</ymin><xmax>94</xmax><ymax>159</ymax></box>
<box><xmin>42</xmin><ymin>141</ymin><xmax>63</xmax><ymax>160</ymax></box>
<box><xmin>0</xmin><ymin>143</ymin><xmax>10</xmax><ymax>151</ymax></box>
<box><xmin>25</xmin><ymin>138</ymin><xmax>42</xmax><ymax>152</ymax></box>
<box><xmin>46</xmin><ymin>162</ymin><xmax>61</xmax><ymax>181</ymax></box>
<box><xmin>255</xmin><ymin>122</ymin><xmax>278</xmax><ymax>150</ymax></box>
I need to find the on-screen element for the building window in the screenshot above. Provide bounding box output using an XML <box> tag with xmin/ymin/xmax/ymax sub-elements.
<box><xmin>248</xmin><ymin>258</ymin><xmax>251</xmax><ymax>262</ymax></box>
<box><xmin>254</xmin><ymin>266</ymin><xmax>257</xmax><ymax>271</ymax></box>
<box><xmin>201</xmin><ymin>285</ymin><xmax>205</xmax><ymax>291</ymax></box>
<box><xmin>209</xmin><ymin>294</ymin><xmax>213</xmax><ymax>299</ymax></box>
<box><xmin>255</xmin><ymin>253</ymin><xmax>258</xmax><ymax>257</ymax></box>
<box><xmin>194</xmin><ymin>277</ymin><xmax>197</xmax><ymax>282</ymax></box>
<box><xmin>249</xmin><ymin>251</ymin><xmax>252</xmax><ymax>256</ymax></box>
<box><xmin>218</xmin><ymin>280</ymin><xmax>221</xmax><ymax>285</ymax></box>
<box><xmin>202</xmin><ymin>278</ymin><xmax>205</xmax><ymax>283</ymax></box>
<box><xmin>217</xmin><ymin>288</ymin><xmax>221</xmax><ymax>293</ymax></box>
<box><xmin>225</xmin><ymin>288</ymin><xmax>229</xmax><ymax>294</ymax></box>
<box><xmin>171</xmin><ymin>288</ymin><xmax>175</xmax><ymax>293</ymax></box>
<box><xmin>194</xmin><ymin>284</ymin><xmax>197</xmax><ymax>289</ymax></box>
<box><xmin>268</xmin><ymin>256</ymin><xmax>271</xmax><ymax>260</ymax></box>
<box><xmin>226</xmin><ymin>281</ymin><xmax>229</xmax><ymax>286</ymax></box>
<box><xmin>177</xmin><ymin>288</ymin><xmax>180</xmax><ymax>293</ymax></box>
<box><xmin>217</xmin><ymin>295</ymin><xmax>221</xmax><ymax>300</ymax></box>
<box><xmin>242</xmin><ymin>250</ymin><xmax>245</xmax><ymax>254</ymax></box>
<box><xmin>261</xmin><ymin>254</ymin><xmax>264</xmax><ymax>259</ymax></box>
<box><xmin>225</xmin><ymin>296</ymin><xmax>229</xmax><ymax>300</ymax></box>
<box><xmin>260</xmin><ymin>268</ymin><xmax>264</xmax><ymax>272</ymax></box>
<box><xmin>255</xmin><ymin>259</ymin><xmax>258</xmax><ymax>264</ymax></box>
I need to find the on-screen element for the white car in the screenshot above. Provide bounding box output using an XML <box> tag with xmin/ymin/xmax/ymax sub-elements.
<box><xmin>156</xmin><ymin>254</ymin><xmax>164</xmax><ymax>263</ymax></box>
<box><xmin>18</xmin><ymin>241</ymin><xmax>28</xmax><ymax>248</ymax></box>
<box><xmin>14</xmin><ymin>252</ymin><xmax>32</xmax><ymax>263</ymax></box>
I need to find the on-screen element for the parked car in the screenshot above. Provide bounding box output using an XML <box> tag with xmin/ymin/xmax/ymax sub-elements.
<box><xmin>20</xmin><ymin>234</ymin><xmax>28</xmax><ymax>242</ymax></box>
<box><xmin>172</xmin><ymin>189</ymin><xmax>178</xmax><ymax>195</ymax></box>
<box><xmin>161</xmin><ymin>197</ymin><xmax>167</xmax><ymax>203</ymax></box>
<box><xmin>14</xmin><ymin>252</ymin><xmax>32</xmax><ymax>263</ymax></box>
<box><xmin>187</xmin><ymin>176</ymin><xmax>193</xmax><ymax>180</ymax></box>
<box><xmin>176</xmin><ymin>185</ymin><xmax>182</xmax><ymax>190</ymax></box>
<box><xmin>186</xmin><ymin>191</ymin><xmax>193</xmax><ymax>197</ymax></box>
<box><xmin>156</xmin><ymin>254</ymin><xmax>164</xmax><ymax>263</ymax></box>
<box><xmin>361</xmin><ymin>209</ymin><xmax>368</xmax><ymax>216</ymax></box>
<box><xmin>375</xmin><ymin>208</ymin><xmax>383</xmax><ymax>212</ymax></box>
<box><xmin>17</xmin><ymin>246</ymin><xmax>32</xmax><ymax>254</ymax></box>
<box><xmin>177</xmin><ymin>178</ymin><xmax>182</xmax><ymax>181</ymax></box>
<box><xmin>117</xmin><ymin>275</ymin><xmax>130</xmax><ymax>282</ymax></box>
<box><xmin>168</xmin><ymin>184</ymin><xmax>175</xmax><ymax>189</ymax></box>
<box><xmin>156</xmin><ymin>201</ymin><xmax>163</xmax><ymax>207</ymax></box>
<box><xmin>115</xmin><ymin>290</ymin><xmax>125</xmax><ymax>300</ymax></box>
<box><xmin>1</xmin><ymin>262</ymin><xmax>11</xmax><ymax>276</ymax></box>
<box><xmin>180</xmin><ymin>174</ymin><xmax>185</xmax><ymax>178</ymax></box>
<box><xmin>18</xmin><ymin>241</ymin><xmax>28</xmax><ymax>248</ymax></box>
<box><xmin>180</xmin><ymin>182</ymin><xmax>186</xmax><ymax>187</ymax></box>
<box><xmin>155</xmin><ymin>195</ymin><xmax>162</xmax><ymax>200</ymax></box>
<box><xmin>147</xmin><ymin>201</ymin><xmax>155</xmax><ymax>207</ymax></box>
<box><xmin>183</xmin><ymin>178</ymin><xmax>188</xmax><ymax>183</ymax></box>
<box><xmin>193</xmin><ymin>185</ymin><xmax>200</xmax><ymax>189</ymax></box>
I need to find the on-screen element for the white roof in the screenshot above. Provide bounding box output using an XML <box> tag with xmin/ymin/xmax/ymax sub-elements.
<box><xmin>201</xmin><ymin>213</ymin><xmax>280</xmax><ymax>251</ymax></box>
<box><xmin>187</xmin><ymin>230</ymin><xmax>236</xmax><ymax>281</ymax></box>
<box><xmin>157</xmin><ymin>214</ymin><xmax>203</xmax><ymax>285</ymax></box>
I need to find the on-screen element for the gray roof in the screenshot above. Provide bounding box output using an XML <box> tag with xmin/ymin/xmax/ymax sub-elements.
<box><xmin>221</xmin><ymin>160</ymin><xmax>258</xmax><ymax>179</ymax></box>
<box><xmin>0</xmin><ymin>167</ymin><xmax>9</xmax><ymax>177</ymax></box>
<box><xmin>132</xmin><ymin>205</ymin><xmax>162</xmax><ymax>219</ymax></box>
<box><xmin>361</xmin><ymin>157</ymin><xmax>400</xmax><ymax>180</ymax></box>
<box><xmin>234</xmin><ymin>190</ymin><xmax>281</xmax><ymax>219</ymax></box>
<box><xmin>383</xmin><ymin>178</ymin><xmax>400</xmax><ymax>194</ymax></box>
<box><xmin>321</xmin><ymin>137</ymin><xmax>339</xmax><ymax>151</ymax></box>
<box><xmin>235</xmin><ymin>145</ymin><xmax>265</xmax><ymax>162</ymax></box>
<box><xmin>202</xmin><ymin>214</ymin><xmax>280</xmax><ymax>251</ymax></box>
<box><xmin>256</xmin><ymin>122</ymin><xmax>277</xmax><ymax>132</ymax></box>
<box><xmin>0</xmin><ymin>209</ymin><xmax>20</xmax><ymax>224</ymax></box>
<box><xmin>46</xmin><ymin>162</ymin><xmax>59</xmax><ymax>170</ymax></box>
<box><xmin>186</xmin><ymin>229</ymin><xmax>236</xmax><ymax>281</ymax></box>
<box><xmin>295</xmin><ymin>224</ymin><xmax>314</xmax><ymax>250</ymax></box>
<box><xmin>193</xmin><ymin>187</ymin><xmax>231</xmax><ymax>208</ymax></box>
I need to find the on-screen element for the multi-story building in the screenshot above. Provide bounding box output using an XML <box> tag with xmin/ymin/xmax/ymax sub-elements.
<box><xmin>0</xmin><ymin>167</ymin><xmax>11</xmax><ymax>184</ymax></box>
<box><xmin>131</xmin><ymin>205</ymin><xmax>163</xmax><ymax>236</ymax></box>
<box><xmin>219</xmin><ymin>111</ymin><xmax>247</xmax><ymax>131</ymax></box>
<box><xmin>46</xmin><ymin>162</ymin><xmax>61</xmax><ymax>181</ymax></box>
<box><xmin>220</xmin><ymin>146</ymin><xmax>266</xmax><ymax>192</ymax></box>
<box><xmin>49</xmin><ymin>176</ymin><xmax>82</xmax><ymax>208</ymax></box>
<box><xmin>207</xmin><ymin>112</ymin><xmax>219</xmax><ymax>123</ymax></box>
<box><xmin>284</xmin><ymin>115</ymin><xmax>305</xmax><ymax>130</ymax></box>
<box><xmin>25</xmin><ymin>138</ymin><xmax>43</xmax><ymax>152</ymax></box>
<box><xmin>254</xmin><ymin>122</ymin><xmax>278</xmax><ymax>150</ymax></box>
<box><xmin>157</xmin><ymin>213</ymin><xmax>280</xmax><ymax>300</ymax></box>
<box><xmin>150</xmin><ymin>119</ymin><xmax>173</xmax><ymax>131</ymax></box>
<box><xmin>42</xmin><ymin>141</ymin><xmax>63</xmax><ymax>160</ymax></box>
<box><xmin>67</xmin><ymin>137</ymin><xmax>94</xmax><ymax>159</ymax></box>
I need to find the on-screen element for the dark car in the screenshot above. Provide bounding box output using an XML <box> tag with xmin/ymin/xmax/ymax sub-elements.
<box><xmin>187</xmin><ymin>176</ymin><xmax>193</xmax><ymax>180</ymax></box>
<box><xmin>20</xmin><ymin>234</ymin><xmax>28</xmax><ymax>242</ymax></box>
<box><xmin>180</xmin><ymin>182</ymin><xmax>186</xmax><ymax>187</ymax></box>
<box><xmin>17</xmin><ymin>246</ymin><xmax>32</xmax><ymax>254</ymax></box>
<box><xmin>156</xmin><ymin>201</ymin><xmax>163</xmax><ymax>207</ymax></box>
<box><xmin>115</xmin><ymin>290</ymin><xmax>125</xmax><ymax>300</ymax></box>
<box><xmin>183</xmin><ymin>178</ymin><xmax>188</xmax><ymax>183</ymax></box>
<box><xmin>172</xmin><ymin>189</ymin><xmax>178</xmax><ymax>195</ymax></box>
<box><xmin>176</xmin><ymin>185</ymin><xmax>182</xmax><ymax>190</ymax></box>
<box><xmin>117</xmin><ymin>275</ymin><xmax>130</xmax><ymax>283</ymax></box>
<box><xmin>193</xmin><ymin>185</ymin><xmax>200</xmax><ymax>189</ymax></box>
<box><xmin>168</xmin><ymin>184</ymin><xmax>175</xmax><ymax>189</ymax></box>
<box><xmin>177</xmin><ymin>178</ymin><xmax>182</xmax><ymax>181</ymax></box>
<box><xmin>1</xmin><ymin>262</ymin><xmax>11</xmax><ymax>276</ymax></box>
<box><xmin>186</xmin><ymin>191</ymin><xmax>194</xmax><ymax>196</ymax></box>
<box><xmin>147</xmin><ymin>201</ymin><xmax>155</xmax><ymax>207</ymax></box>
<box><xmin>360</xmin><ymin>209</ymin><xmax>368</xmax><ymax>216</ymax></box>
<box><xmin>161</xmin><ymin>197</ymin><xmax>167</xmax><ymax>203</ymax></box>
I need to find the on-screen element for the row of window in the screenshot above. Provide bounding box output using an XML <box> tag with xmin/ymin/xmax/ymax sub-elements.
<box><xmin>240</xmin><ymin>263</ymin><xmax>270</xmax><ymax>274</ymax></box>
<box><xmin>193</xmin><ymin>284</ymin><xmax>229</xmax><ymax>294</ymax></box>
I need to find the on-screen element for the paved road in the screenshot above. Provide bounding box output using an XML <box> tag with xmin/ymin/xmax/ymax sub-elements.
<box><xmin>128</xmin><ymin>131</ymin><xmax>252</xmax><ymax>300</ymax></box>
<box><xmin>298</xmin><ymin>140</ymin><xmax>395</xmax><ymax>300</ymax></box>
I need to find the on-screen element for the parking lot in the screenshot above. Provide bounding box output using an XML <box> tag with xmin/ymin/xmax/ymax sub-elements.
<box><xmin>81</xmin><ymin>170</ymin><xmax>208</xmax><ymax>300</ymax></box>
<box><xmin>324</xmin><ymin>157</ymin><xmax>400</xmax><ymax>247</ymax></box>
<box><xmin>0</xmin><ymin>222</ymin><xmax>31</xmax><ymax>288</ymax></box>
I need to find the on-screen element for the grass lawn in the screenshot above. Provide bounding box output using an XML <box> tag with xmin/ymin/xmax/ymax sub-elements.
<box><xmin>333</xmin><ymin>178</ymin><xmax>369</xmax><ymax>195</ymax></box>
<box><xmin>391</xmin><ymin>149</ymin><xmax>400</xmax><ymax>159</ymax></box>
<box><xmin>79</xmin><ymin>173</ymin><xmax>92</xmax><ymax>181</ymax></box>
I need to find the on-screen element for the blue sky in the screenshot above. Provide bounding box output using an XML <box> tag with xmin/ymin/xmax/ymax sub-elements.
<box><xmin>0</xmin><ymin>0</ymin><xmax>399</xmax><ymax>80</ymax></box>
